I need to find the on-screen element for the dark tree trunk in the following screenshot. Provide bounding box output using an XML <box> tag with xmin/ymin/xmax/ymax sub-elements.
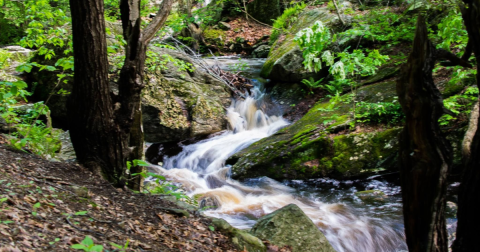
<box><xmin>68</xmin><ymin>0</ymin><xmax>127</xmax><ymax>186</ymax></box>
<box><xmin>68</xmin><ymin>0</ymin><xmax>173</xmax><ymax>189</ymax></box>
<box><xmin>452</xmin><ymin>0</ymin><xmax>480</xmax><ymax>251</ymax></box>
<box><xmin>396</xmin><ymin>15</ymin><xmax>452</xmax><ymax>252</ymax></box>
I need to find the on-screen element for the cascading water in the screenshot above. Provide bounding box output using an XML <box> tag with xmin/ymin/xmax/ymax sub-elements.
<box><xmin>152</xmin><ymin>57</ymin><xmax>408</xmax><ymax>252</ymax></box>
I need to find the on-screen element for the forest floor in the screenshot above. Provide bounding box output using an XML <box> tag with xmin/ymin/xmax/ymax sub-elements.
<box><xmin>0</xmin><ymin>139</ymin><xmax>239</xmax><ymax>252</ymax></box>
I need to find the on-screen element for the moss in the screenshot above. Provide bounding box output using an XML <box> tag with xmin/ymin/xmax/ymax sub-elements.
<box><xmin>228</xmin><ymin>81</ymin><xmax>403</xmax><ymax>180</ymax></box>
<box><xmin>203</xmin><ymin>28</ymin><xmax>226</xmax><ymax>47</ymax></box>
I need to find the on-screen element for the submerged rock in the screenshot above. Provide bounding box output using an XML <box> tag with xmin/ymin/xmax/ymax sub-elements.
<box><xmin>250</xmin><ymin>204</ymin><xmax>335</xmax><ymax>252</ymax></box>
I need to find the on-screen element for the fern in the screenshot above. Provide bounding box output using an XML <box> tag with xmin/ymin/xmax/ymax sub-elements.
<box><xmin>270</xmin><ymin>3</ymin><xmax>306</xmax><ymax>43</ymax></box>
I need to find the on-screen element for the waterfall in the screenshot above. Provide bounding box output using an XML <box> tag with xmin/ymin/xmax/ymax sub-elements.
<box><xmin>152</xmin><ymin>58</ymin><xmax>407</xmax><ymax>252</ymax></box>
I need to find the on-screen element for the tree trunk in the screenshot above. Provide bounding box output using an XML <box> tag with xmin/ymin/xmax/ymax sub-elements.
<box><xmin>68</xmin><ymin>0</ymin><xmax>173</xmax><ymax>189</ymax></box>
<box><xmin>68</xmin><ymin>0</ymin><xmax>128</xmax><ymax>186</ymax></box>
<box><xmin>396</xmin><ymin>15</ymin><xmax>451</xmax><ymax>252</ymax></box>
<box><xmin>452</xmin><ymin>0</ymin><xmax>480</xmax><ymax>251</ymax></box>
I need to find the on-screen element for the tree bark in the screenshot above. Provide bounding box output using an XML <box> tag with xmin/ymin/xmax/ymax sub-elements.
<box><xmin>396</xmin><ymin>15</ymin><xmax>451</xmax><ymax>252</ymax></box>
<box><xmin>452</xmin><ymin>0</ymin><xmax>480</xmax><ymax>251</ymax></box>
<box><xmin>68</xmin><ymin>0</ymin><xmax>173</xmax><ymax>189</ymax></box>
<box><xmin>68</xmin><ymin>0</ymin><xmax>128</xmax><ymax>186</ymax></box>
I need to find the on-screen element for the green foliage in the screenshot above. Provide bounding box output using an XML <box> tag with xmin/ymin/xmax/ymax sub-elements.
<box><xmin>145</xmin><ymin>49</ymin><xmax>195</xmax><ymax>75</ymax></box>
<box><xmin>437</xmin><ymin>9</ymin><xmax>468</xmax><ymax>51</ymax></box>
<box><xmin>229</xmin><ymin>58</ymin><xmax>249</xmax><ymax>73</ymax></box>
<box><xmin>301</xmin><ymin>77</ymin><xmax>323</xmax><ymax>93</ymax></box>
<box><xmin>127</xmin><ymin>160</ymin><xmax>198</xmax><ymax>206</ymax></box>
<box><xmin>339</xmin><ymin>9</ymin><xmax>417</xmax><ymax>46</ymax></box>
<box><xmin>439</xmin><ymin>86</ymin><xmax>479</xmax><ymax>126</ymax></box>
<box><xmin>335</xmin><ymin>49</ymin><xmax>389</xmax><ymax>79</ymax></box>
<box><xmin>110</xmin><ymin>240</ymin><xmax>130</xmax><ymax>252</ymax></box>
<box><xmin>0</xmin><ymin>72</ymin><xmax>62</xmax><ymax>158</ymax></box>
<box><xmin>270</xmin><ymin>3</ymin><xmax>306</xmax><ymax>43</ymax></box>
<box><xmin>71</xmin><ymin>236</ymin><xmax>104</xmax><ymax>252</ymax></box>
<box><xmin>294</xmin><ymin>20</ymin><xmax>333</xmax><ymax>72</ymax></box>
<box><xmin>356</xmin><ymin>100</ymin><xmax>404</xmax><ymax>124</ymax></box>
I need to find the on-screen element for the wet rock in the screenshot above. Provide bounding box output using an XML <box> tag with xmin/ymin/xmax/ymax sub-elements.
<box><xmin>211</xmin><ymin>217</ymin><xmax>267</xmax><ymax>252</ymax></box>
<box><xmin>228</xmin><ymin>81</ymin><xmax>402</xmax><ymax>180</ymax></box>
<box><xmin>199</xmin><ymin>196</ymin><xmax>221</xmax><ymax>210</ymax></box>
<box><xmin>355</xmin><ymin>190</ymin><xmax>387</xmax><ymax>203</ymax></box>
<box><xmin>252</xmin><ymin>45</ymin><xmax>271</xmax><ymax>58</ymax></box>
<box><xmin>145</xmin><ymin>141</ymin><xmax>184</xmax><ymax>165</ymax></box>
<box><xmin>250</xmin><ymin>204</ymin><xmax>335</xmax><ymax>252</ymax></box>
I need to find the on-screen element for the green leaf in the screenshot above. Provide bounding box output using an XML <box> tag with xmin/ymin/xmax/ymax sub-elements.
<box><xmin>209</xmin><ymin>225</ymin><xmax>215</xmax><ymax>231</ymax></box>
<box><xmin>75</xmin><ymin>211</ymin><xmax>88</xmax><ymax>216</ymax></box>
<box><xmin>90</xmin><ymin>245</ymin><xmax>104</xmax><ymax>251</ymax></box>
<box><xmin>81</xmin><ymin>236</ymin><xmax>94</xmax><ymax>246</ymax></box>
<box><xmin>33</xmin><ymin>202</ymin><xmax>41</xmax><ymax>208</ymax></box>
<box><xmin>71</xmin><ymin>244</ymin><xmax>87</xmax><ymax>250</ymax></box>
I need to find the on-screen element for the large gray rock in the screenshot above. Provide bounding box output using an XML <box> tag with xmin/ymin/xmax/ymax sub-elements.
<box><xmin>142</xmin><ymin>48</ymin><xmax>231</xmax><ymax>143</ymax></box>
<box><xmin>250</xmin><ymin>204</ymin><xmax>335</xmax><ymax>252</ymax></box>
<box><xmin>260</xmin><ymin>8</ymin><xmax>337</xmax><ymax>82</ymax></box>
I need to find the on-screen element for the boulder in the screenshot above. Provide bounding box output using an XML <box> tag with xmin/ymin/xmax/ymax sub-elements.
<box><xmin>227</xmin><ymin>81</ymin><xmax>403</xmax><ymax>180</ymax></box>
<box><xmin>260</xmin><ymin>8</ymin><xmax>337</xmax><ymax>82</ymax></box>
<box><xmin>250</xmin><ymin>204</ymin><xmax>335</xmax><ymax>252</ymax></box>
<box><xmin>246</xmin><ymin>0</ymin><xmax>281</xmax><ymax>25</ymax></box>
<box><xmin>142</xmin><ymin>48</ymin><xmax>231</xmax><ymax>143</ymax></box>
<box><xmin>0</xmin><ymin>46</ymin><xmax>34</xmax><ymax>81</ymax></box>
<box><xmin>211</xmin><ymin>217</ymin><xmax>266</xmax><ymax>252</ymax></box>
<box><xmin>252</xmin><ymin>45</ymin><xmax>271</xmax><ymax>58</ymax></box>
<box><xmin>218</xmin><ymin>21</ymin><xmax>231</xmax><ymax>30</ymax></box>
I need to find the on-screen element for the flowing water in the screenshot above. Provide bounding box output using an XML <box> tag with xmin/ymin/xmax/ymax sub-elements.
<box><xmin>152</xmin><ymin>57</ymin><xmax>410</xmax><ymax>252</ymax></box>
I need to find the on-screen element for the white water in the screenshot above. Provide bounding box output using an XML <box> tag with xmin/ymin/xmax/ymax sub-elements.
<box><xmin>152</xmin><ymin>59</ymin><xmax>407</xmax><ymax>252</ymax></box>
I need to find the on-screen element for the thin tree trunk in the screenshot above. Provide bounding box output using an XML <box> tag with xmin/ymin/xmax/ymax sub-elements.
<box><xmin>396</xmin><ymin>15</ymin><xmax>451</xmax><ymax>252</ymax></box>
<box><xmin>452</xmin><ymin>0</ymin><xmax>480</xmax><ymax>250</ymax></box>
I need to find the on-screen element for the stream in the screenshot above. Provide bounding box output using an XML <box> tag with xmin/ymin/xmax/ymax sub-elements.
<box><xmin>149</xmin><ymin>57</ymin><xmax>456</xmax><ymax>252</ymax></box>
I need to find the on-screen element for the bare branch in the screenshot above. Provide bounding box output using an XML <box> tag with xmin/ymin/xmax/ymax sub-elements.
<box><xmin>142</xmin><ymin>0</ymin><xmax>174</xmax><ymax>44</ymax></box>
<box><xmin>437</xmin><ymin>48</ymin><xmax>473</xmax><ymax>68</ymax></box>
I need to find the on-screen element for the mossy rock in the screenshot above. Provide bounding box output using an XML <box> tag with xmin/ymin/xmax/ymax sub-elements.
<box><xmin>203</xmin><ymin>28</ymin><xmax>226</xmax><ymax>47</ymax></box>
<box><xmin>227</xmin><ymin>81</ymin><xmax>402</xmax><ymax>180</ymax></box>
<box><xmin>250</xmin><ymin>204</ymin><xmax>335</xmax><ymax>252</ymax></box>
<box><xmin>441</xmin><ymin>76</ymin><xmax>476</xmax><ymax>97</ymax></box>
<box><xmin>211</xmin><ymin>217</ymin><xmax>267</xmax><ymax>252</ymax></box>
<box><xmin>142</xmin><ymin>48</ymin><xmax>231</xmax><ymax>143</ymax></box>
<box><xmin>260</xmin><ymin>8</ymin><xmax>337</xmax><ymax>82</ymax></box>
